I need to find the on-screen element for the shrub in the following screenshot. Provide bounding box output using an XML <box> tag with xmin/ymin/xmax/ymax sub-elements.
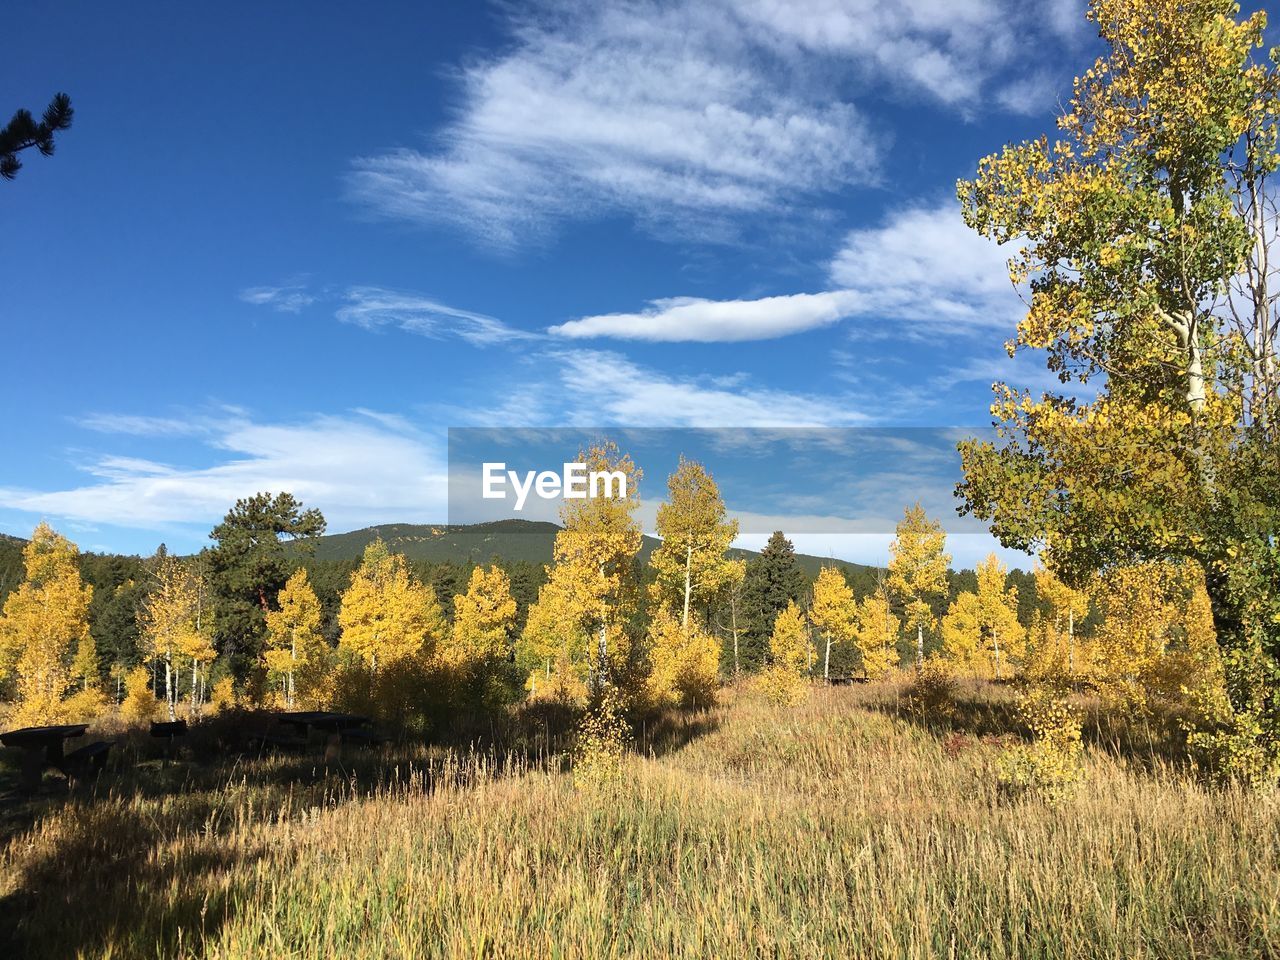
<box><xmin>572</xmin><ymin>691</ymin><xmax>629</xmax><ymax>790</ymax></box>
<box><xmin>121</xmin><ymin>666</ymin><xmax>162</xmax><ymax>722</ymax></box>
<box><xmin>907</xmin><ymin>658</ymin><xmax>956</xmax><ymax>721</ymax></box>
<box><xmin>997</xmin><ymin>686</ymin><xmax>1084</xmax><ymax>803</ymax></box>
<box><xmin>755</xmin><ymin>666</ymin><xmax>807</xmax><ymax>707</ymax></box>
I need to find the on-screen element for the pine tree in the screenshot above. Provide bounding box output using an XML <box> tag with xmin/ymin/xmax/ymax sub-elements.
<box><xmin>0</xmin><ymin>523</ymin><xmax>94</xmax><ymax>724</ymax></box>
<box><xmin>740</xmin><ymin>531</ymin><xmax>806</xmax><ymax>673</ymax></box>
<box><xmin>204</xmin><ymin>492</ymin><xmax>325</xmax><ymax>679</ymax></box>
<box><xmin>887</xmin><ymin>504</ymin><xmax>951</xmax><ymax>666</ymax></box>
<box><xmin>1</xmin><ymin>92</ymin><xmax>73</xmax><ymax>181</ymax></box>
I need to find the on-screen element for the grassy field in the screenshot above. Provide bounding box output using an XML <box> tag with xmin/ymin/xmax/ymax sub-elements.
<box><xmin>2</xmin><ymin>681</ymin><xmax>1278</xmax><ymax>959</ymax></box>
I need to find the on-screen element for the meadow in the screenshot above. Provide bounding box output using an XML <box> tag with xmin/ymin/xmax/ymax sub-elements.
<box><xmin>3</xmin><ymin>679</ymin><xmax>1277</xmax><ymax>960</ymax></box>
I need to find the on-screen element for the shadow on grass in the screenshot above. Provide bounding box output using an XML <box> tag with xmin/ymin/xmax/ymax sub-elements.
<box><xmin>0</xmin><ymin>786</ymin><xmax>264</xmax><ymax>959</ymax></box>
<box><xmin>858</xmin><ymin>676</ymin><xmax>1195</xmax><ymax>771</ymax></box>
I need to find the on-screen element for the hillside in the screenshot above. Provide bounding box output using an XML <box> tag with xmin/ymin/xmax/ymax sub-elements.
<box><xmin>306</xmin><ymin>520</ymin><xmax>881</xmax><ymax>578</ymax></box>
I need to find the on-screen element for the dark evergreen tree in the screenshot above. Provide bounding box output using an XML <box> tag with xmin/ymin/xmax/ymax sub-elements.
<box><xmin>2</xmin><ymin>93</ymin><xmax>73</xmax><ymax>180</ymax></box>
<box><xmin>80</xmin><ymin>552</ymin><xmax>149</xmax><ymax>678</ymax></box>
<box><xmin>739</xmin><ymin>531</ymin><xmax>806</xmax><ymax>672</ymax></box>
<box><xmin>203</xmin><ymin>493</ymin><xmax>325</xmax><ymax>677</ymax></box>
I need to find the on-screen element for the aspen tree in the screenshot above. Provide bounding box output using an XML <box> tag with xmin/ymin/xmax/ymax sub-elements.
<box><xmin>887</xmin><ymin>504</ymin><xmax>950</xmax><ymax>666</ymax></box>
<box><xmin>0</xmin><ymin>523</ymin><xmax>94</xmax><ymax>724</ymax></box>
<box><xmin>446</xmin><ymin>565</ymin><xmax>517</xmax><ymax>667</ymax></box>
<box><xmin>853</xmin><ymin>580</ymin><xmax>900</xmax><ymax>679</ymax></box>
<box><xmin>264</xmin><ymin>568</ymin><xmax>327</xmax><ymax>708</ymax></box>
<box><xmin>810</xmin><ymin>566</ymin><xmax>856</xmax><ymax>682</ymax></box>
<box><xmin>338</xmin><ymin>539</ymin><xmax>444</xmax><ymax>672</ymax></box>
<box><xmin>941</xmin><ymin>555</ymin><xmax>1025</xmax><ymax>679</ymax></box>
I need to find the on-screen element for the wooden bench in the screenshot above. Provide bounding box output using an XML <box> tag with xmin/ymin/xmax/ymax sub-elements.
<box><xmin>57</xmin><ymin>741</ymin><xmax>113</xmax><ymax>783</ymax></box>
<box><xmin>249</xmin><ymin>732</ymin><xmax>308</xmax><ymax>753</ymax></box>
<box><xmin>341</xmin><ymin>728</ymin><xmax>389</xmax><ymax>747</ymax></box>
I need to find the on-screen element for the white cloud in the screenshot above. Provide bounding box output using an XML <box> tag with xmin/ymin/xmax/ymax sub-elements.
<box><xmin>546</xmin><ymin>201</ymin><xmax>1020</xmax><ymax>344</ymax></box>
<box><xmin>829</xmin><ymin>201</ymin><xmax>1022</xmax><ymax>336</ymax></box>
<box><xmin>336</xmin><ymin>286</ymin><xmax>536</xmax><ymax>346</ymax></box>
<box><xmin>349</xmin><ymin>1</ymin><xmax>881</xmax><ymax>247</ymax></box>
<box><xmin>549</xmin><ymin>290</ymin><xmax>861</xmax><ymax>342</ymax></box>
<box><xmin>548</xmin><ymin>349</ymin><xmax>870</xmax><ymax>427</ymax></box>
<box><xmin>0</xmin><ymin>412</ymin><xmax>448</xmax><ymax>533</ymax></box>
<box><xmin>349</xmin><ymin>0</ymin><xmax>1084</xmax><ymax>247</ymax></box>
<box><xmin>239</xmin><ymin>283</ymin><xmax>316</xmax><ymax>313</ymax></box>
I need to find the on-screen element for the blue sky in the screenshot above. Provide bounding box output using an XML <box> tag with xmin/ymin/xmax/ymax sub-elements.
<box><xmin>1</xmin><ymin>0</ymin><xmax>1201</xmax><ymax>566</ymax></box>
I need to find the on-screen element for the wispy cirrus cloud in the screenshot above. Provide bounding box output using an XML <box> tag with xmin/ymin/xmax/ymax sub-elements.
<box><xmin>238</xmin><ymin>282</ymin><xmax>317</xmax><ymax>313</ymax></box>
<box><xmin>239</xmin><ymin>282</ymin><xmax>534</xmax><ymax>347</ymax></box>
<box><xmin>349</xmin><ymin>0</ymin><xmax>1085</xmax><ymax>248</ymax></box>
<box><xmin>336</xmin><ymin>286</ymin><xmax>538</xmax><ymax>346</ymax></box>
<box><xmin>548</xmin><ymin>349</ymin><xmax>871</xmax><ymax>427</ymax></box>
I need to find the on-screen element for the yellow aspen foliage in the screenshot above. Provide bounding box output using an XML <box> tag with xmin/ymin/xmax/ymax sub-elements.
<box><xmin>520</xmin><ymin>578</ymin><xmax>589</xmax><ymax>703</ymax></box>
<box><xmin>810</xmin><ymin>566</ymin><xmax>856</xmax><ymax>682</ymax></box>
<box><xmin>138</xmin><ymin>555</ymin><xmax>205</xmax><ymax>721</ymax></box>
<box><xmin>264</xmin><ymin>568</ymin><xmax>330</xmax><ymax>708</ymax></box>
<box><xmin>121</xmin><ymin>665</ymin><xmax>162</xmax><ymax>723</ymax></box>
<box><xmin>648</xmin><ymin>457</ymin><xmax>739</xmax><ymax>633</ymax></box>
<box><xmin>338</xmin><ymin>539</ymin><xmax>445</xmax><ymax>671</ymax></box>
<box><xmin>758</xmin><ymin>600</ymin><xmax>808</xmax><ymax>706</ymax></box>
<box><xmin>853</xmin><ymin>586</ymin><xmax>900</xmax><ymax>679</ymax></box>
<box><xmin>644</xmin><ymin>605</ymin><xmax>720</xmax><ymax>710</ymax></box>
<box><xmin>941</xmin><ymin>554</ymin><xmax>1025</xmax><ymax>679</ymax></box>
<box><xmin>1086</xmin><ymin>560</ymin><xmax>1222</xmax><ymax>713</ymax></box>
<box><xmin>887</xmin><ymin>504</ymin><xmax>951</xmax><ymax>666</ymax></box>
<box><xmin>70</xmin><ymin>634</ymin><xmax>100</xmax><ymax>692</ymax></box>
<box><xmin>997</xmin><ymin>686</ymin><xmax>1085</xmax><ymax>804</ymax></box>
<box><xmin>207</xmin><ymin>676</ymin><xmax>236</xmax><ymax>714</ymax></box>
<box><xmin>1026</xmin><ymin>565</ymin><xmax>1091</xmax><ymax>681</ymax></box>
<box><xmin>65</xmin><ymin>634</ymin><xmax>106</xmax><ymax>720</ymax></box>
<box><xmin>444</xmin><ymin>565</ymin><xmax>517</xmax><ymax>667</ymax></box>
<box><xmin>538</xmin><ymin>442</ymin><xmax>643</xmax><ymax>695</ymax></box>
<box><xmin>0</xmin><ymin>523</ymin><xmax>94</xmax><ymax>726</ymax></box>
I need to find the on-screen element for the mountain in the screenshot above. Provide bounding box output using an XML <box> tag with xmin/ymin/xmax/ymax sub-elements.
<box><xmin>304</xmin><ymin>520</ymin><xmax>880</xmax><ymax>578</ymax></box>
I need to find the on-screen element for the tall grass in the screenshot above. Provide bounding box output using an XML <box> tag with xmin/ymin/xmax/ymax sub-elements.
<box><xmin>2</xmin><ymin>683</ymin><xmax>1278</xmax><ymax>958</ymax></box>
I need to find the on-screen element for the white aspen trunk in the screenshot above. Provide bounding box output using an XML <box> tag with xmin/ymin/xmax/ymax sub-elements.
<box><xmin>1068</xmin><ymin>608</ymin><xmax>1075</xmax><ymax>676</ymax></box>
<box><xmin>597</xmin><ymin>563</ymin><xmax>608</xmax><ymax>692</ymax></box>
<box><xmin>165</xmin><ymin>656</ymin><xmax>175</xmax><ymax>721</ymax></box>
<box><xmin>824</xmin><ymin>635</ymin><xmax>832</xmax><ymax>682</ymax></box>
<box><xmin>916</xmin><ymin>623</ymin><xmax>924</xmax><ymax>666</ymax></box>
<box><xmin>992</xmin><ymin>626</ymin><xmax>1001</xmax><ymax>680</ymax></box>
<box><xmin>191</xmin><ymin>657</ymin><xmax>199</xmax><ymax>717</ymax></box>
<box><xmin>682</xmin><ymin>543</ymin><xmax>692</xmax><ymax>634</ymax></box>
<box><xmin>730</xmin><ymin>592</ymin><xmax>740</xmax><ymax>677</ymax></box>
<box><xmin>288</xmin><ymin>629</ymin><xmax>297</xmax><ymax>708</ymax></box>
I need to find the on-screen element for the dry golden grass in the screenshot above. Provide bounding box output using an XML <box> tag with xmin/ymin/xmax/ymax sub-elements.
<box><xmin>2</xmin><ymin>682</ymin><xmax>1278</xmax><ymax>958</ymax></box>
